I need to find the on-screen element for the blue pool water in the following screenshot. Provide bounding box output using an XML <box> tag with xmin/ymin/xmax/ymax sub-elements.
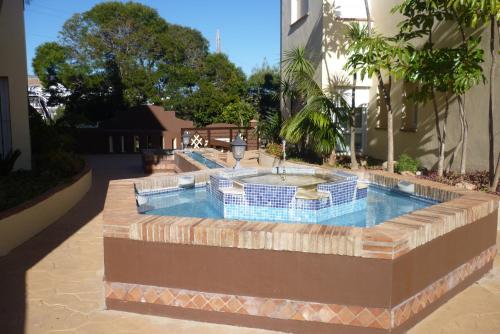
<box><xmin>142</xmin><ymin>185</ymin><xmax>437</xmax><ymax>227</ymax></box>
<box><xmin>186</xmin><ymin>152</ymin><xmax>223</xmax><ymax>169</ymax></box>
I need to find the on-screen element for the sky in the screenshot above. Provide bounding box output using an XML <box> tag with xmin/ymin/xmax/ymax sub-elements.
<box><xmin>25</xmin><ymin>0</ymin><xmax>280</xmax><ymax>76</ymax></box>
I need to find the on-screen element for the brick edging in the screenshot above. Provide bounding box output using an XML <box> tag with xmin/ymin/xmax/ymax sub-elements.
<box><xmin>102</xmin><ymin>169</ymin><xmax>499</xmax><ymax>259</ymax></box>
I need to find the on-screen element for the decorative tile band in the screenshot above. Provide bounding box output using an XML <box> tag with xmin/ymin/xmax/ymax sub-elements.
<box><xmin>105</xmin><ymin>246</ymin><xmax>496</xmax><ymax>330</ymax></box>
<box><xmin>105</xmin><ymin>282</ymin><xmax>391</xmax><ymax>330</ymax></box>
<box><xmin>391</xmin><ymin>245</ymin><xmax>497</xmax><ymax>328</ymax></box>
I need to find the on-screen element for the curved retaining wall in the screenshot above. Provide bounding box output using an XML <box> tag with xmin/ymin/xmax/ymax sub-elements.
<box><xmin>0</xmin><ymin>168</ymin><xmax>92</xmax><ymax>256</ymax></box>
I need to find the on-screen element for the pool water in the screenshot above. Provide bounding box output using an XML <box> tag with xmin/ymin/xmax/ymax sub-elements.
<box><xmin>142</xmin><ymin>185</ymin><xmax>437</xmax><ymax>227</ymax></box>
<box><xmin>186</xmin><ymin>152</ymin><xmax>223</xmax><ymax>169</ymax></box>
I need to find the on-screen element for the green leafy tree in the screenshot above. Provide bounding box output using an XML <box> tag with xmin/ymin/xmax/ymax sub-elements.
<box><xmin>280</xmin><ymin>48</ymin><xmax>349</xmax><ymax>165</ymax></box>
<box><xmin>247</xmin><ymin>60</ymin><xmax>280</xmax><ymax>118</ymax></box>
<box><xmin>171</xmin><ymin>53</ymin><xmax>247</xmax><ymax>126</ymax></box>
<box><xmin>217</xmin><ymin>101</ymin><xmax>256</xmax><ymax>127</ymax></box>
<box><xmin>345</xmin><ymin>23</ymin><xmax>403</xmax><ymax>173</ymax></box>
<box><xmin>246</xmin><ymin>60</ymin><xmax>281</xmax><ymax>145</ymax></box>
<box><xmin>445</xmin><ymin>0</ymin><xmax>500</xmax><ymax>190</ymax></box>
<box><xmin>393</xmin><ymin>0</ymin><xmax>486</xmax><ymax>177</ymax></box>
<box><xmin>33</xmin><ymin>1</ymin><xmax>209</xmax><ymax>123</ymax></box>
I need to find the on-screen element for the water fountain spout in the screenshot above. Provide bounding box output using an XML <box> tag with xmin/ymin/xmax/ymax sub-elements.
<box><xmin>280</xmin><ymin>139</ymin><xmax>287</xmax><ymax>182</ymax></box>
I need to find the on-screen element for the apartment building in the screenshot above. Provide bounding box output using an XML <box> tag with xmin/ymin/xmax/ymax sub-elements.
<box><xmin>0</xmin><ymin>0</ymin><xmax>31</xmax><ymax>169</ymax></box>
<box><xmin>281</xmin><ymin>0</ymin><xmax>499</xmax><ymax>171</ymax></box>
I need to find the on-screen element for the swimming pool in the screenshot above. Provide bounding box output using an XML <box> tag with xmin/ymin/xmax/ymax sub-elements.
<box><xmin>185</xmin><ymin>151</ymin><xmax>223</xmax><ymax>169</ymax></box>
<box><xmin>141</xmin><ymin>185</ymin><xmax>437</xmax><ymax>227</ymax></box>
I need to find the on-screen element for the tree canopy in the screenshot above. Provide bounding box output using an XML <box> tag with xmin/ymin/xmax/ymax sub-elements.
<box><xmin>33</xmin><ymin>1</ymin><xmax>252</xmax><ymax>125</ymax></box>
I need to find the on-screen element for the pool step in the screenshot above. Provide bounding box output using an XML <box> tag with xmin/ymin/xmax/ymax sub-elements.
<box><xmin>295</xmin><ymin>189</ymin><xmax>330</xmax><ymax>200</ymax></box>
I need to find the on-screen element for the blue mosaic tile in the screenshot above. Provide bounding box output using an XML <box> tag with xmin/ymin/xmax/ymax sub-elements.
<box><xmin>356</xmin><ymin>187</ymin><xmax>368</xmax><ymax>200</ymax></box>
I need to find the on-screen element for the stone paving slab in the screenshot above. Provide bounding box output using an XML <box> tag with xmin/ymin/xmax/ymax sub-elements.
<box><xmin>0</xmin><ymin>155</ymin><xmax>499</xmax><ymax>334</ymax></box>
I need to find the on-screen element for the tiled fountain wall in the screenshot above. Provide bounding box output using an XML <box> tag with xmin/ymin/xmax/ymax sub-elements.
<box><xmin>207</xmin><ymin>168</ymin><xmax>367</xmax><ymax>223</ymax></box>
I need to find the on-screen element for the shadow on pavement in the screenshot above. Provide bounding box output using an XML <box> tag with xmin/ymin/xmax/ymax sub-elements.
<box><xmin>0</xmin><ymin>154</ymin><xmax>145</xmax><ymax>334</ymax></box>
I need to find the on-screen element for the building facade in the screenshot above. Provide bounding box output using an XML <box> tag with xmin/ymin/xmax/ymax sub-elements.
<box><xmin>281</xmin><ymin>0</ymin><xmax>500</xmax><ymax>172</ymax></box>
<box><xmin>0</xmin><ymin>0</ymin><xmax>31</xmax><ymax>169</ymax></box>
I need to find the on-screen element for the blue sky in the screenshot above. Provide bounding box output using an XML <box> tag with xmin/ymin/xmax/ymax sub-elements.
<box><xmin>25</xmin><ymin>0</ymin><xmax>280</xmax><ymax>76</ymax></box>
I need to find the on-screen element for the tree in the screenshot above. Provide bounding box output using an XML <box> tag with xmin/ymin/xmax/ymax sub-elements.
<box><xmin>448</xmin><ymin>0</ymin><xmax>500</xmax><ymax>190</ymax></box>
<box><xmin>280</xmin><ymin>48</ymin><xmax>349</xmax><ymax>165</ymax></box>
<box><xmin>170</xmin><ymin>53</ymin><xmax>247</xmax><ymax>126</ymax></box>
<box><xmin>247</xmin><ymin>60</ymin><xmax>280</xmax><ymax>119</ymax></box>
<box><xmin>394</xmin><ymin>0</ymin><xmax>486</xmax><ymax>177</ymax></box>
<box><xmin>246</xmin><ymin>60</ymin><xmax>281</xmax><ymax>145</ymax></box>
<box><xmin>345</xmin><ymin>23</ymin><xmax>402</xmax><ymax>173</ymax></box>
<box><xmin>217</xmin><ymin>101</ymin><xmax>256</xmax><ymax>127</ymax></box>
<box><xmin>33</xmin><ymin>2</ymin><xmax>209</xmax><ymax>123</ymax></box>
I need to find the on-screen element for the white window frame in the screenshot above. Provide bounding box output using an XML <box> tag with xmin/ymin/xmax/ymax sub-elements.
<box><xmin>291</xmin><ymin>0</ymin><xmax>308</xmax><ymax>25</ymax></box>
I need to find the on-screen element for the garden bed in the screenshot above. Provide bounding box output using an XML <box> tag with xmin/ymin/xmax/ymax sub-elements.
<box><xmin>0</xmin><ymin>159</ymin><xmax>86</xmax><ymax>212</ymax></box>
<box><xmin>0</xmin><ymin>166</ymin><xmax>92</xmax><ymax>255</ymax></box>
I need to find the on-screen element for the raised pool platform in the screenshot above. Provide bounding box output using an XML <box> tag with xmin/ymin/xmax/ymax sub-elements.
<box><xmin>103</xmin><ymin>168</ymin><xmax>498</xmax><ymax>334</ymax></box>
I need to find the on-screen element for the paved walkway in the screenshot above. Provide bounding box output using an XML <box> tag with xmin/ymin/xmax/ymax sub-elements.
<box><xmin>0</xmin><ymin>155</ymin><xmax>499</xmax><ymax>334</ymax></box>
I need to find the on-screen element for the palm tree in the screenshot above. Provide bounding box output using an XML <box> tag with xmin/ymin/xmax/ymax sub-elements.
<box><xmin>280</xmin><ymin>47</ymin><xmax>349</xmax><ymax>165</ymax></box>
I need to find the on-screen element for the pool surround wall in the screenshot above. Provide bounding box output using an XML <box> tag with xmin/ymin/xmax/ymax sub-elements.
<box><xmin>103</xmin><ymin>168</ymin><xmax>499</xmax><ymax>333</ymax></box>
<box><xmin>174</xmin><ymin>149</ymin><xmax>228</xmax><ymax>172</ymax></box>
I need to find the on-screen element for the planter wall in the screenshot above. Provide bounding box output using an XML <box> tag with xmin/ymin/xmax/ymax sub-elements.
<box><xmin>0</xmin><ymin>168</ymin><xmax>92</xmax><ymax>256</ymax></box>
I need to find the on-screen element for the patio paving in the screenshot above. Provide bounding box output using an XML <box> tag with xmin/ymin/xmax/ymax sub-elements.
<box><xmin>0</xmin><ymin>154</ymin><xmax>499</xmax><ymax>334</ymax></box>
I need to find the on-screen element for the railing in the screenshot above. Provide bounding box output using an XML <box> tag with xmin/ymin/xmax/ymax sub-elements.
<box><xmin>180</xmin><ymin>126</ymin><xmax>259</xmax><ymax>150</ymax></box>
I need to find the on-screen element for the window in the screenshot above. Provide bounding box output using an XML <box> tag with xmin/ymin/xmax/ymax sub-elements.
<box><xmin>291</xmin><ymin>0</ymin><xmax>308</xmax><ymax>25</ymax></box>
<box><xmin>108</xmin><ymin>136</ymin><xmax>114</xmax><ymax>153</ymax></box>
<box><xmin>120</xmin><ymin>136</ymin><xmax>125</xmax><ymax>153</ymax></box>
<box><xmin>401</xmin><ymin>82</ymin><xmax>418</xmax><ymax>131</ymax></box>
<box><xmin>134</xmin><ymin>136</ymin><xmax>140</xmax><ymax>152</ymax></box>
<box><xmin>0</xmin><ymin>78</ymin><xmax>12</xmax><ymax>158</ymax></box>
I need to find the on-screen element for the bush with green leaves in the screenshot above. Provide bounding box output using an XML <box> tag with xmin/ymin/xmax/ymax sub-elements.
<box><xmin>266</xmin><ymin>143</ymin><xmax>283</xmax><ymax>158</ymax></box>
<box><xmin>0</xmin><ymin>150</ymin><xmax>21</xmax><ymax>176</ymax></box>
<box><xmin>395</xmin><ymin>154</ymin><xmax>420</xmax><ymax>174</ymax></box>
<box><xmin>35</xmin><ymin>151</ymin><xmax>85</xmax><ymax>179</ymax></box>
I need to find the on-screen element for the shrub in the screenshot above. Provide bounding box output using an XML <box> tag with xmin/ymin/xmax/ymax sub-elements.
<box><xmin>395</xmin><ymin>154</ymin><xmax>420</xmax><ymax>174</ymax></box>
<box><xmin>0</xmin><ymin>150</ymin><xmax>21</xmax><ymax>176</ymax></box>
<box><xmin>35</xmin><ymin>150</ymin><xmax>84</xmax><ymax>178</ymax></box>
<box><xmin>266</xmin><ymin>143</ymin><xmax>283</xmax><ymax>158</ymax></box>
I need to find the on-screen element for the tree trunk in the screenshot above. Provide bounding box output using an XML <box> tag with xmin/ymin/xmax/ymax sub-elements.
<box><xmin>488</xmin><ymin>17</ymin><xmax>497</xmax><ymax>188</ymax></box>
<box><xmin>448</xmin><ymin>95</ymin><xmax>465</xmax><ymax>174</ymax></box>
<box><xmin>459</xmin><ymin>95</ymin><xmax>468</xmax><ymax>174</ymax></box>
<box><xmin>444</xmin><ymin>94</ymin><xmax>450</xmax><ymax>176</ymax></box>
<box><xmin>328</xmin><ymin>150</ymin><xmax>337</xmax><ymax>166</ymax></box>
<box><xmin>376</xmin><ymin>72</ymin><xmax>394</xmax><ymax>172</ymax></box>
<box><xmin>364</xmin><ymin>0</ymin><xmax>371</xmax><ymax>33</ymax></box>
<box><xmin>350</xmin><ymin>73</ymin><xmax>359</xmax><ymax>170</ymax></box>
<box><xmin>431</xmin><ymin>91</ymin><xmax>444</xmax><ymax>176</ymax></box>
<box><xmin>492</xmin><ymin>152</ymin><xmax>500</xmax><ymax>193</ymax></box>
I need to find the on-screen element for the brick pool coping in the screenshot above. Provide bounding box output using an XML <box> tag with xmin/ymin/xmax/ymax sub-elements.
<box><xmin>103</xmin><ymin>168</ymin><xmax>499</xmax><ymax>260</ymax></box>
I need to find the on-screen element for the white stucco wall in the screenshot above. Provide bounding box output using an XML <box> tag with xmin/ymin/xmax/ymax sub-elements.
<box><xmin>281</xmin><ymin>0</ymin><xmax>500</xmax><ymax>172</ymax></box>
<box><xmin>0</xmin><ymin>0</ymin><xmax>31</xmax><ymax>170</ymax></box>
<box><xmin>367</xmin><ymin>0</ymin><xmax>500</xmax><ymax>172</ymax></box>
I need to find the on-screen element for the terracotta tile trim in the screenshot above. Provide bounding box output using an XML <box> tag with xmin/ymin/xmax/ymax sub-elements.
<box><xmin>105</xmin><ymin>245</ymin><xmax>495</xmax><ymax>330</ymax></box>
<box><xmin>103</xmin><ymin>169</ymin><xmax>499</xmax><ymax>259</ymax></box>
<box><xmin>391</xmin><ymin>245</ymin><xmax>497</xmax><ymax>327</ymax></box>
<box><xmin>105</xmin><ymin>283</ymin><xmax>392</xmax><ymax>330</ymax></box>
